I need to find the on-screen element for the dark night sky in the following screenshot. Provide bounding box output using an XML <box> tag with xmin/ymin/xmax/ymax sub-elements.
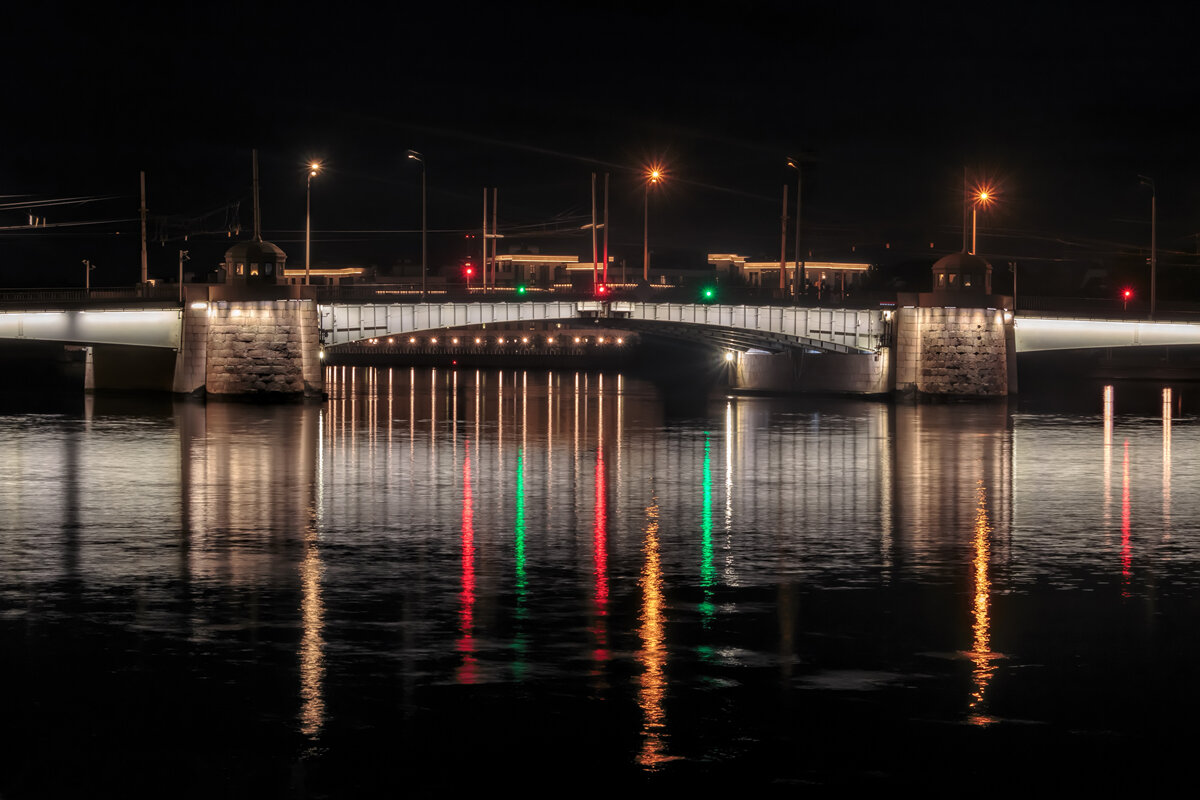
<box><xmin>3</xmin><ymin>1</ymin><xmax>1196</xmax><ymax>290</ymax></box>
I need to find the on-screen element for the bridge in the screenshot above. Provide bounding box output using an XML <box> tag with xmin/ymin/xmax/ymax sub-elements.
<box><xmin>319</xmin><ymin>301</ymin><xmax>884</xmax><ymax>354</ymax></box>
<box><xmin>5</xmin><ymin>291</ymin><xmax>1200</xmax><ymax>398</ymax></box>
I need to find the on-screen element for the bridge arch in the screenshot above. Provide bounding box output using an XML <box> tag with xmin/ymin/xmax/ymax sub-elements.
<box><xmin>318</xmin><ymin>301</ymin><xmax>885</xmax><ymax>354</ymax></box>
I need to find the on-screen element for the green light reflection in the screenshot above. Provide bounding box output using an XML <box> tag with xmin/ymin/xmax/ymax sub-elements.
<box><xmin>699</xmin><ymin>433</ymin><xmax>715</xmax><ymax>624</ymax></box>
<box><xmin>513</xmin><ymin>447</ymin><xmax>528</xmax><ymax>679</ymax></box>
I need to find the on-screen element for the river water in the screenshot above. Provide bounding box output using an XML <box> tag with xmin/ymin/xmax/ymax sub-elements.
<box><xmin>1</xmin><ymin>368</ymin><xmax>1197</xmax><ymax>796</ymax></box>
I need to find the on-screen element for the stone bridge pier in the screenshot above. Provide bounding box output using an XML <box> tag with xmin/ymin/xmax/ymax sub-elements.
<box><xmin>167</xmin><ymin>287</ymin><xmax>324</xmax><ymax>400</ymax></box>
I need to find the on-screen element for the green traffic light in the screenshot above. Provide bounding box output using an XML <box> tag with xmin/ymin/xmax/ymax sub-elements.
<box><xmin>516</xmin><ymin>285</ymin><xmax>527</xmax><ymax>296</ymax></box>
<box><xmin>702</xmin><ymin>286</ymin><xmax>716</xmax><ymax>301</ymax></box>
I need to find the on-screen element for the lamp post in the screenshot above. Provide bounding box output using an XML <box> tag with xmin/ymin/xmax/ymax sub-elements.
<box><xmin>1139</xmin><ymin>175</ymin><xmax>1156</xmax><ymax>319</ymax></box>
<box><xmin>786</xmin><ymin>156</ymin><xmax>803</xmax><ymax>300</ymax></box>
<box><xmin>407</xmin><ymin>150</ymin><xmax>427</xmax><ymax>300</ymax></box>
<box><xmin>643</xmin><ymin>166</ymin><xmax>662</xmax><ymax>283</ymax></box>
<box><xmin>305</xmin><ymin>161</ymin><xmax>321</xmax><ymax>286</ymax></box>
<box><xmin>178</xmin><ymin>250</ymin><xmax>189</xmax><ymax>304</ymax></box>
<box><xmin>971</xmin><ymin>188</ymin><xmax>991</xmax><ymax>255</ymax></box>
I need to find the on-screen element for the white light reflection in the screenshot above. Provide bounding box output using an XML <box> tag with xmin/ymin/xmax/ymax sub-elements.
<box><xmin>1103</xmin><ymin>384</ymin><xmax>1114</xmax><ymax>532</ymax></box>
<box><xmin>1163</xmin><ymin>387</ymin><xmax>1172</xmax><ymax>536</ymax></box>
<box><xmin>298</xmin><ymin>531</ymin><xmax>325</xmax><ymax>740</ymax></box>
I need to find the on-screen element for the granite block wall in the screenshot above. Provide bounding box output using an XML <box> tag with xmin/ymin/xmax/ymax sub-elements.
<box><xmin>202</xmin><ymin>300</ymin><xmax>323</xmax><ymax>399</ymax></box>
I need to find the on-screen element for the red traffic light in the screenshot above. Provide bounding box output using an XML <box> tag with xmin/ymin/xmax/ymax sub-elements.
<box><xmin>596</xmin><ymin>284</ymin><xmax>608</xmax><ymax>295</ymax></box>
<box><xmin>1122</xmin><ymin>288</ymin><xmax>1132</xmax><ymax>299</ymax></box>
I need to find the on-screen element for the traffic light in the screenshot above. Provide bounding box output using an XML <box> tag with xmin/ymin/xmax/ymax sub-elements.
<box><xmin>515</xmin><ymin>284</ymin><xmax>527</xmax><ymax>297</ymax></box>
<box><xmin>700</xmin><ymin>284</ymin><xmax>717</xmax><ymax>303</ymax></box>
<box><xmin>1122</xmin><ymin>287</ymin><xmax>1133</xmax><ymax>311</ymax></box>
<box><xmin>595</xmin><ymin>283</ymin><xmax>608</xmax><ymax>297</ymax></box>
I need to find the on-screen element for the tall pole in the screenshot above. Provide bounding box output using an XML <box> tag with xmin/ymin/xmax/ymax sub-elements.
<box><xmin>1151</xmin><ymin>189</ymin><xmax>1157</xmax><ymax>319</ymax></box>
<box><xmin>788</xmin><ymin>157</ymin><xmax>802</xmax><ymax>301</ymax></box>
<box><xmin>491</xmin><ymin>187</ymin><xmax>498</xmax><ymax>289</ymax></box>
<box><xmin>591</xmin><ymin>172</ymin><xmax>598</xmax><ymax>287</ymax></box>
<box><xmin>139</xmin><ymin>171</ymin><xmax>148</xmax><ymax>286</ymax></box>
<box><xmin>421</xmin><ymin>164</ymin><xmax>426</xmax><ymax>300</ymax></box>
<box><xmin>306</xmin><ymin>172</ymin><xmax>312</xmax><ymax>285</ymax></box>
<box><xmin>602</xmin><ymin>173</ymin><xmax>610</xmax><ymax>285</ymax></box>
<box><xmin>962</xmin><ymin>167</ymin><xmax>969</xmax><ymax>253</ymax></box>
<box><xmin>178</xmin><ymin>250</ymin><xmax>189</xmax><ymax>303</ymax></box>
<box><xmin>305</xmin><ymin>162</ymin><xmax>321</xmax><ymax>286</ymax></box>
<box><xmin>971</xmin><ymin>205</ymin><xmax>977</xmax><ymax>255</ymax></box>
<box><xmin>642</xmin><ymin>168</ymin><xmax>661</xmax><ymax>283</ymax></box>
<box><xmin>643</xmin><ymin>183</ymin><xmax>650</xmax><ymax>282</ymax></box>
<box><xmin>408</xmin><ymin>150</ymin><xmax>426</xmax><ymax>300</ymax></box>
<box><xmin>482</xmin><ymin>187</ymin><xmax>488</xmax><ymax>293</ymax></box>
<box><xmin>779</xmin><ymin>184</ymin><xmax>789</xmax><ymax>292</ymax></box>
<box><xmin>1140</xmin><ymin>175</ymin><xmax>1156</xmax><ymax>320</ymax></box>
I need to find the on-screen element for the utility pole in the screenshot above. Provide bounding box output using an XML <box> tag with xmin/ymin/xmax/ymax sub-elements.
<box><xmin>482</xmin><ymin>187</ymin><xmax>488</xmax><ymax>292</ymax></box>
<box><xmin>1139</xmin><ymin>175</ymin><xmax>1157</xmax><ymax>319</ymax></box>
<box><xmin>178</xmin><ymin>250</ymin><xmax>189</xmax><ymax>303</ymax></box>
<box><xmin>779</xmin><ymin>184</ymin><xmax>789</xmax><ymax>292</ymax></box>
<box><xmin>962</xmin><ymin>167</ymin><xmax>969</xmax><ymax>253</ymax></box>
<box><xmin>787</xmin><ymin>157</ymin><xmax>803</xmax><ymax>302</ymax></box>
<box><xmin>139</xmin><ymin>171</ymin><xmax>148</xmax><ymax>287</ymax></box>
<box><xmin>602</xmin><ymin>173</ymin><xmax>610</xmax><ymax>285</ymax></box>
<box><xmin>591</xmin><ymin>172</ymin><xmax>598</xmax><ymax>287</ymax></box>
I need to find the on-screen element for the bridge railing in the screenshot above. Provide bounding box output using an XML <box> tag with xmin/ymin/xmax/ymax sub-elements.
<box><xmin>0</xmin><ymin>286</ymin><xmax>184</xmax><ymax>307</ymax></box>
<box><xmin>1015</xmin><ymin>295</ymin><xmax>1200</xmax><ymax>320</ymax></box>
<box><xmin>309</xmin><ymin>283</ymin><xmax>897</xmax><ymax>309</ymax></box>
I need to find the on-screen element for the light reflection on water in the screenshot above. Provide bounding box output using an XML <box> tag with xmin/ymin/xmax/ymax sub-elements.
<box><xmin>1</xmin><ymin>369</ymin><xmax>1198</xmax><ymax>792</ymax></box>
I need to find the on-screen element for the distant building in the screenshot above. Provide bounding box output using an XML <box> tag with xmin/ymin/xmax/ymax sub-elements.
<box><xmin>279</xmin><ymin>266</ymin><xmax>369</xmax><ymax>286</ymax></box>
<box><xmin>494</xmin><ymin>253</ymin><xmax>581</xmax><ymax>286</ymax></box>
<box><xmin>708</xmin><ymin>253</ymin><xmax>871</xmax><ymax>297</ymax></box>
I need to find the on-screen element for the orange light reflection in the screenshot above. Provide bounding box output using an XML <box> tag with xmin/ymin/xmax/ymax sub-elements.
<box><xmin>636</xmin><ymin>500</ymin><xmax>675</xmax><ymax>768</ymax></box>
<box><xmin>967</xmin><ymin>481</ymin><xmax>999</xmax><ymax>726</ymax></box>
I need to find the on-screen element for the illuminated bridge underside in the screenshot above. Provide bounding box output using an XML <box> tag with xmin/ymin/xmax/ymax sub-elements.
<box><xmin>0</xmin><ymin>308</ymin><xmax>182</xmax><ymax>348</ymax></box>
<box><xmin>320</xmin><ymin>302</ymin><xmax>884</xmax><ymax>354</ymax></box>
<box><xmin>616</xmin><ymin>303</ymin><xmax>882</xmax><ymax>354</ymax></box>
<box><xmin>1015</xmin><ymin>317</ymin><xmax>1200</xmax><ymax>353</ymax></box>
<box><xmin>319</xmin><ymin>302</ymin><xmax>582</xmax><ymax>346</ymax></box>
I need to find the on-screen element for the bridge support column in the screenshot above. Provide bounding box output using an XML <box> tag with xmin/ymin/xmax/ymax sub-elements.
<box><xmin>172</xmin><ymin>302</ymin><xmax>209</xmax><ymax>396</ymax></box>
<box><xmin>893</xmin><ymin>303</ymin><xmax>1014</xmax><ymax>400</ymax></box>
<box><xmin>198</xmin><ymin>299</ymin><xmax>324</xmax><ymax>400</ymax></box>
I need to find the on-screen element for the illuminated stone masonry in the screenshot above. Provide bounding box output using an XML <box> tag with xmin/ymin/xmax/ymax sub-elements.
<box><xmin>909</xmin><ymin>306</ymin><xmax>1009</xmax><ymax>397</ymax></box>
<box><xmin>200</xmin><ymin>300</ymin><xmax>323</xmax><ymax>399</ymax></box>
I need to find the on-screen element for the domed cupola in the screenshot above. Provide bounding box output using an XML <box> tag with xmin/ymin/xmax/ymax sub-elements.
<box><xmin>931</xmin><ymin>250</ymin><xmax>991</xmax><ymax>296</ymax></box>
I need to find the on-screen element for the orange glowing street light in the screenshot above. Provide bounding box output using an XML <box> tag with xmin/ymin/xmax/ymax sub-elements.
<box><xmin>305</xmin><ymin>160</ymin><xmax>322</xmax><ymax>285</ymax></box>
<box><xmin>971</xmin><ymin>185</ymin><xmax>994</xmax><ymax>255</ymax></box>
<box><xmin>643</xmin><ymin>164</ymin><xmax>664</xmax><ymax>282</ymax></box>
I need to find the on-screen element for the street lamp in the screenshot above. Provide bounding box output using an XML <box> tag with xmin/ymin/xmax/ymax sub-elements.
<box><xmin>82</xmin><ymin>259</ymin><xmax>95</xmax><ymax>295</ymax></box>
<box><xmin>971</xmin><ymin>187</ymin><xmax>992</xmax><ymax>255</ymax></box>
<box><xmin>786</xmin><ymin>156</ymin><xmax>803</xmax><ymax>299</ymax></box>
<box><xmin>305</xmin><ymin>161</ymin><xmax>321</xmax><ymax>286</ymax></box>
<box><xmin>643</xmin><ymin>165</ymin><xmax>663</xmax><ymax>282</ymax></box>
<box><xmin>1139</xmin><ymin>175</ymin><xmax>1156</xmax><ymax>319</ymax></box>
<box><xmin>406</xmin><ymin>150</ymin><xmax>427</xmax><ymax>300</ymax></box>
